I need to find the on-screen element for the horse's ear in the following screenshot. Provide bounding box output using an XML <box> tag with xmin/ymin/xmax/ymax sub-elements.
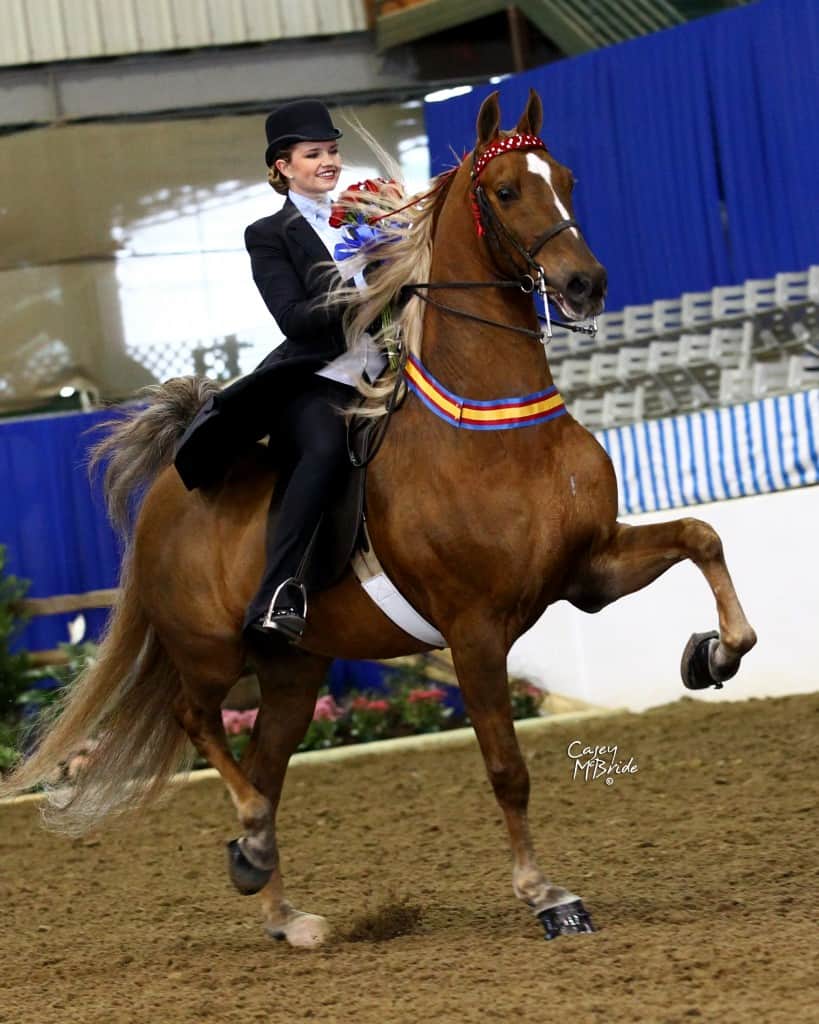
<box><xmin>476</xmin><ymin>91</ymin><xmax>501</xmax><ymax>145</ymax></box>
<box><xmin>515</xmin><ymin>88</ymin><xmax>543</xmax><ymax>136</ymax></box>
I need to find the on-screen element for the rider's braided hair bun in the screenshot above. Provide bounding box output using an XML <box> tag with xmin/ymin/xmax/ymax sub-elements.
<box><xmin>267</xmin><ymin>146</ymin><xmax>294</xmax><ymax>196</ymax></box>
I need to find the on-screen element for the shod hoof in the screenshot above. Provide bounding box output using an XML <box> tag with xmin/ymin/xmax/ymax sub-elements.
<box><xmin>537</xmin><ymin>899</ymin><xmax>595</xmax><ymax>940</ymax></box>
<box><xmin>264</xmin><ymin>911</ymin><xmax>331</xmax><ymax>949</ymax></box>
<box><xmin>226</xmin><ymin>838</ymin><xmax>273</xmax><ymax>895</ymax></box>
<box><xmin>681</xmin><ymin>630</ymin><xmax>724</xmax><ymax>690</ymax></box>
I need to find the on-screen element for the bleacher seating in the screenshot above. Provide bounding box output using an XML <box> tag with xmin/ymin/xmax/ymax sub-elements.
<box><xmin>547</xmin><ymin>265</ymin><xmax>819</xmax><ymax>429</ymax></box>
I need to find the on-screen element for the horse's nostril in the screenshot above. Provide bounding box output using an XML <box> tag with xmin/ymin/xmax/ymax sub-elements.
<box><xmin>566</xmin><ymin>274</ymin><xmax>592</xmax><ymax>300</ymax></box>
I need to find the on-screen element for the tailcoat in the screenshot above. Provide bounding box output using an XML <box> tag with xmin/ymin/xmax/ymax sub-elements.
<box><xmin>174</xmin><ymin>197</ymin><xmax>346</xmax><ymax>490</ymax></box>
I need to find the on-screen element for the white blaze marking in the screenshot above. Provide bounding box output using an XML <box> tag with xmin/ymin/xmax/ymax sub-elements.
<box><xmin>525</xmin><ymin>153</ymin><xmax>579</xmax><ymax>239</ymax></box>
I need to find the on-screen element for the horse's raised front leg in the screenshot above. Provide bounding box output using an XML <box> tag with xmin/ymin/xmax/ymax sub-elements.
<box><xmin>450</xmin><ymin>623</ymin><xmax>594</xmax><ymax>940</ymax></box>
<box><xmin>241</xmin><ymin>649</ymin><xmax>331</xmax><ymax>948</ymax></box>
<box><xmin>567</xmin><ymin>518</ymin><xmax>757</xmax><ymax>688</ymax></box>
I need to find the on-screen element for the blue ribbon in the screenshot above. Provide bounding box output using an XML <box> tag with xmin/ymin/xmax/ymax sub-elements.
<box><xmin>333</xmin><ymin>216</ymin><xmax>393</xmax><ymax>262</ymax></box>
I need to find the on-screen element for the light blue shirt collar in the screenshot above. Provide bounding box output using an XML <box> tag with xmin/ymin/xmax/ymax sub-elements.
<box><xmin>288</xmin><ymin>189</ymin><xmax>332</xmax><ymax>225</ymax></box>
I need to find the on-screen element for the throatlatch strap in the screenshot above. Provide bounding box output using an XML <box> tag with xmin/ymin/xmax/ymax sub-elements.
<box><xmin>404</xmin><ymin>354</ymin><xmax>567</xmax><ymax>431</ymax></box>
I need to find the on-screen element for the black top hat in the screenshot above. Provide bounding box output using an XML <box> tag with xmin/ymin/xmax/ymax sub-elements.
<box><xmin>264</xmin><ymin>99</ymin><xmax>342</xmax><ymax>167</ymax></box>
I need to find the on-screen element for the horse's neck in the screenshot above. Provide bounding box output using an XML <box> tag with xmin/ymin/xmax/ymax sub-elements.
<box><xmin>420</xmin><ymin>178</ymin><xmax>554</xmax><ymax>400</ymax></box>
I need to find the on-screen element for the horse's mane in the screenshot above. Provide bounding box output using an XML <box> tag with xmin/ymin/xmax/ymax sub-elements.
<box><xmin>331</xmin><ymin>132</ymin><xmax>459</xmax><ymax>418</ymax></box>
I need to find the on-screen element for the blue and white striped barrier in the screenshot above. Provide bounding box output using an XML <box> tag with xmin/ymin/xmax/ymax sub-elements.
<box><xmin>595</xmin><ymin>389</ymin><xmax>819</xmax><ymax>515</ymax></box>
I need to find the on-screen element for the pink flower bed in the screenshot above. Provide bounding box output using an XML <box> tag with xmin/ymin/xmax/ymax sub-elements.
<box><xmin>407</xmin><ymin>687</ymin><xmax>446</xmax><ymax>704</ymax></box>
<box><xmin>221</xmin><ymin>708</ymin><xmax>258</xmax><ymax>735</ymax></box>
<box><xmin>216</xmin><ymin>673</ymin><xmax>542</xmax><ymax>756</ymax></box>
<box><xmin>313</xmin><ymin>695</ymin><xmax>341</xmax><ymax>721</ymax></box>
<box><xmin>351</xmin><ymin>696</ymin><xmax>390</xmax><ymax>713</ymax></box>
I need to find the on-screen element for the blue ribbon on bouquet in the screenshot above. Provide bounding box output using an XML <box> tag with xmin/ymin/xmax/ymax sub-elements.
<box><xmin>333</xmin><ymin>215</ymin><xmax>394</xmax><ymax>263</ymax></box>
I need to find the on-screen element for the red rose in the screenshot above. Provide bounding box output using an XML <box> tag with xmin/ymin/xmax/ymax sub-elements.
<box><xmin>329</xmin><ymin>202</ymin><xmax>348</xmax><ymax>228</ymax></box>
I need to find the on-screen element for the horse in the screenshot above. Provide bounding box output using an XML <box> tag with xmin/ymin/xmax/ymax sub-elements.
<box><xmin>1</xmin><ymin>89</ymin><xmax>757</xmax><ymax>946</ymax></box>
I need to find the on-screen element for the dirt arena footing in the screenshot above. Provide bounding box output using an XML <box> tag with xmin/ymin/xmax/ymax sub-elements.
<box><xmin>0</xmin><ymin>693</ymin><xmax>817</xmax><ymax>1024</ymax></box>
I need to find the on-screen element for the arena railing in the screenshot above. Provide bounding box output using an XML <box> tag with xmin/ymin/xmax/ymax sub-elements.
<box><xmin>548</xmin><ymin>265</ymin><xmax>819</xmax><ymax>429</ymax></box>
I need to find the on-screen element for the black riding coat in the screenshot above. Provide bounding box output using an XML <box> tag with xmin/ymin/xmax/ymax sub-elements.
<box><xmin>174</xmin><ymin>197</ymin><xmax>347</xmax><ymax>490</ymax></box>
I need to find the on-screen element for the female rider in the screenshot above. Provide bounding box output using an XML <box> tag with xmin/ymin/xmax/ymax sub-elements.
<box><xmin>174</xmin><ymin>99</ymin><xmax>384</xmax><ymax>642</ymax></box>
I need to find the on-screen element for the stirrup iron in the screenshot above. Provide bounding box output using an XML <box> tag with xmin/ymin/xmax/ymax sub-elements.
<box><xmin>262</xmin><ymin>578</ymin><xmax>308</xmax><ymax>634</ymax></box>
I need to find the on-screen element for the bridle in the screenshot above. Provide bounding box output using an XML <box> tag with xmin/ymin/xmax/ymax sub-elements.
<box><xmin>402</xmin><ymin>133</ymin><xmax>597</xmax><ymax>342</ymax></box>
<box><xmin>471</xmin><ymin>133</ymin><xmax>579</xmax><ymax>285</ymax></box>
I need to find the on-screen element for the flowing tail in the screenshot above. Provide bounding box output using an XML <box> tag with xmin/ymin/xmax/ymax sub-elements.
<box><xmin>0</xmin><ymin>377</ymin><xmax>220</xmax><ymax>834</ymax></box>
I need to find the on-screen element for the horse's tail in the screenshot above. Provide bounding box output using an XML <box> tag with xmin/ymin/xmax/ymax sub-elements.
<box><xmin>0</xmin><ymin>561</ymin><xmax>192</xmax><ymax>833</ymax></box>
<box><xmin>89</xmin><ymin>375</ymin><xmax>220</xmax><ymax>536</ymax></box>
<box><xmin>0</xmin><ymin>376</ymin><xmax>217</xmax><ymax>830</ymax></box>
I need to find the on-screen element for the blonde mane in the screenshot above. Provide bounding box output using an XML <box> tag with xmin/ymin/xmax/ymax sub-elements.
<box><xmin>331</xmin><ymin>160</ymin><xmax>458</xmax><ymax>418</ymax></box>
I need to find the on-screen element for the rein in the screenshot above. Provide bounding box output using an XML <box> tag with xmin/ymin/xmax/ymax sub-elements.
<box><xmin>368</xmin><ymin>171</ymin><xmax>456</xmax><ymax>225</ymax></box>
<box><xmin>400</xmin><ymin>280</ymin><xmax>544</xmax><ymax>340</ymax></box>
<box><xmin>400</xmin><ymin>278</ymin><xmax>598</xmax><ymax>341</ymax></box>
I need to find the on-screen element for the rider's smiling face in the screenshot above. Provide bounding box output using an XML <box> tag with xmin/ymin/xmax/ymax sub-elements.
<box><xmin>277</xmin><ymin>141</ymin><xmax>342</xmax><ymax>200</ymax></box>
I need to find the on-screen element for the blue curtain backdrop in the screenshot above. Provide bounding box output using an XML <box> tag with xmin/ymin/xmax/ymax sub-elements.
<box><xmin>424</xmin><ymin>0</ymin><xmax>819</xmax><ymax>313</ymax></box>
<box><xmin>0</xmin><ymin>408</ymin><xmax>122</xmax><ymax>652</ymax></box>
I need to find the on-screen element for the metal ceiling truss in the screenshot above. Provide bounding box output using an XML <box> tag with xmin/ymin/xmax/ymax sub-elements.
<box><xmin>375</xmin><ymin>0</ymin><xmax>750</xmax><ymax>55</ymax></box>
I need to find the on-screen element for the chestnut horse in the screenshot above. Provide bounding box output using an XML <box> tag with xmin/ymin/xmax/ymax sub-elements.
<box><xmin>3</xmin><ymin>90</ymin><xmax>756</xmax><ymax>946</ymax></box>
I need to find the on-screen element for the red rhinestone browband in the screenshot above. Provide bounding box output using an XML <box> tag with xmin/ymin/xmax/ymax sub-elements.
<box><xmin>470</xmin><ymin>133</ymin><xmax>547</xmax><ymax>235</ymax></box>
<box><xmin>471</xmin><ymin>133</ymin><xmax>546</xmax><ymax>180</ymax></box>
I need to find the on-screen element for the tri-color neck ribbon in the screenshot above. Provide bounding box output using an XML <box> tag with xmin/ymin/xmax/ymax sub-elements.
<box><xmin>404</xmin><ymin>353</ymin><xmax>567</xmax><ymax>431</ymax></box>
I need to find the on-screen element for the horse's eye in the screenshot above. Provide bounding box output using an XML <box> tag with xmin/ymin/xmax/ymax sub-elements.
<box><xmin>496</xmin><ymin>186</ymin><xmax>517</xmax><ymax>203</ymax></box>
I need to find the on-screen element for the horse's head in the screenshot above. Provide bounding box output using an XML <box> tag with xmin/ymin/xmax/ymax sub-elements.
<box><xmin>471</xmin><ymin>89</ymin><xmax>607</xmax><ymax>321</ymax></box>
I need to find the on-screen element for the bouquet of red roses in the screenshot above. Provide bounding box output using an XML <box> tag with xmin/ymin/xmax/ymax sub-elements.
<box><xmin>330</xmin><ymin>177</ymin><xmax>405</xmax><ymax>264</ymax></box>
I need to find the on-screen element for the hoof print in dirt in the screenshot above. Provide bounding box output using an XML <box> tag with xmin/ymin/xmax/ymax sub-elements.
<box><xmin>538</xmin><ymin>899</ymin><xmax>595</xmax><ymax>940</ymax></box>
<box><xmin>226</xmin><ymin>838</ymin><xmax>273</xmax><ymax>895</ymax></box>
<box><xmin>681</xmin><ymin>630</ymin><xmax>724</xmax><ymax>691</ymax></box>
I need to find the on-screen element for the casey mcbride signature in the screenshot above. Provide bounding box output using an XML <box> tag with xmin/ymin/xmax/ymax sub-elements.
<box><xmin>567</xmin><ymin>740</ymin><xmax>639</xmax><ymax>786</ymax></box>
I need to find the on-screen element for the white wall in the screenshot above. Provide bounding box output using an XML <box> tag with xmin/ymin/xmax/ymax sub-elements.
<box><xmin>508</xmin><ymin>485</ymin><xmax>818</xmax><ymax>710</ymax></box>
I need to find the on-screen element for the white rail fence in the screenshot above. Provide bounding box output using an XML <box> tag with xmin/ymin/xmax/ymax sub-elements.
<box><xmin>596</xmin><ymin>389</ymin><xmax>819</xmax><ymax>517</ymax></box>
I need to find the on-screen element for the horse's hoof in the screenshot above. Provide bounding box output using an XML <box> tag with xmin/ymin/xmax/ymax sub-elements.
<box><xmin>681</xmin><ymin>631</ymin><xmax>724</xmax><ymax>690</ymax></box>
<box><xmin>226</xmin><ymin>838</ymin><xmax>273</xmax><ymax>895</ymax></box>
<box><xmin>537</xmin><ymin>899</ymin><xmax>595</xmax><ymax>940</ymax></box>
<box><xmin>265</xmin><ymin>911</ymin><xmax>331</xmax><ymax>949</ymax></box>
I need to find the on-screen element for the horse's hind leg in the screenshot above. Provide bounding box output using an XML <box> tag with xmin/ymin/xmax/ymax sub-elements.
<box><xmin>241</xmin><ymin>649</ymin><xmax>331</xmax><ymax>948</ymax></box>
<box><xmin>170</xmin><ymin>645</ymin><xmax>280</xmax><ymax>893</ymax></box>
<box><xmin>567</xmin><ymin>518</ymin><xmax>757</xmax><ymax>687</ymax></box>
<box><xmin>450</xmin><ymin>621</ymin><xmax>594</xmax><ymax>939</ymax></box>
